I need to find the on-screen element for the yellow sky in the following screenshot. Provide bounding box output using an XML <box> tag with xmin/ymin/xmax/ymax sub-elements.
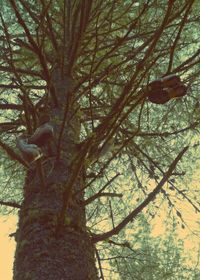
<box><xmin>0</xmin><ymin>216</ymin><xmax>17</xmax><ymax>280</ymax></box>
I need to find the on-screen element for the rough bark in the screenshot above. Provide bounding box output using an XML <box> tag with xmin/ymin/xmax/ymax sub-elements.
<box><xmin>13</xmin><ymin>69</ymin><xmax>98</xmax><ymax>280</ymax></box>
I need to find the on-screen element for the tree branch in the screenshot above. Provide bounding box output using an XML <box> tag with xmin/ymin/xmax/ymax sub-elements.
<box><xmin>0</xmin><ymin>65</ymin><xmax>42</xmax><ymax>77</ymax></box>
<box><xmin>0</xmin><ymin>200</ymin><xmax>21</xmax><ymax>209</ymax></box>
<box><xmin>0</xmin><ymin>83</ymin><xmax>46</xmax><ymax>90</ymax></box>
<box><xmin>92</xmin><ymin>146</ymin><xmax>188</xmax><ymax>243</ymax></box>
<box><xmin>0</xmin><ymin>103</ymin><xmax>23</xmax><ymax>110</ymax></box>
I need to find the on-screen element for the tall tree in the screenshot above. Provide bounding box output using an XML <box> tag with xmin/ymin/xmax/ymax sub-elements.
<box><xmin>0</xmin><ymin>1</ymin><xmax>199</xmax><ymax>279</ymax></box>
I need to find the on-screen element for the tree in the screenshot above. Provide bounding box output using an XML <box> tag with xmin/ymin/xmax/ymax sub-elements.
<box><xmin>0</xmin><ymin>1</ymin><xmax>199</xmax><ymax>279</ymax></box>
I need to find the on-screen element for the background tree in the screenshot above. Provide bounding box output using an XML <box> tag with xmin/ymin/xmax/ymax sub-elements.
<box><xmin>0</xmin><ymin>1</ymin><xmax>199</xmax><ymax>279</ymax></box>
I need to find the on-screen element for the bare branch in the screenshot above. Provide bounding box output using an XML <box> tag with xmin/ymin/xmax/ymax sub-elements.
<box><xmin>0</xmin><ymin>83</ymin><xmax>46</xmax><ymax>90</ymax></box>
<box><xmin>0</xmin><ymin>200</ymin><xmax>21</xmax><ymax>209</ymax></box>
<box><xmin>84</xmin><ymin>192</ymin><xmax>122</xmax><ymax>206</ymax></box>
<box><xmin>0</xmin><ymin>65</ymin><xmax>42</xmax><ymax>78</ymax></box>
<box><xmin>0</xmin><ymin>103</ymin><xmax>23</xmax><ymax>110</ymax></box>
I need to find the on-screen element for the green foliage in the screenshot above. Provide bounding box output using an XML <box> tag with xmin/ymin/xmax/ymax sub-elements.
<box><xmin>109</xmin><ymin>216</ymin><xmax>200</xmax><ymax>280</ymax></box>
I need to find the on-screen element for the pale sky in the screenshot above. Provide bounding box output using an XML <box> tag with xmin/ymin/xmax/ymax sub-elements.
<box><xmin>0</xmin><ymin>216</ymin><xmax>17</xmax><ymax>280</ymax></box>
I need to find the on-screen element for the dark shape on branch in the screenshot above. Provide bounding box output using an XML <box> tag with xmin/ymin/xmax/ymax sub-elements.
<box><xmin>16</xmin><ymin>136</ymin><xmax>42</xmax><ymax>162</ymax></box>
<box><xmin>150</xmin><ymin>75</ymin><xmax>181</xmax><ymax>89</ymax></box>
<box><xmin>28</xmin><ymin>122</ymin><xmax>54</xmax><ymax>147</ymax></box>
<box><xmin>16</xmin><ymin>120</ymin><xmax>54</xmax><ymax>162</ymax></box>
<box><xmin>147</xmin><ymin>74</ymin><xmax>187</xmax><ymax>104</ymax></box>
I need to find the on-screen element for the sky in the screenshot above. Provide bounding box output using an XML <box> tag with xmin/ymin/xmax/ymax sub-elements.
<box><xmin>0</xmin><ymin>216</ymin><xmax>17</xmax><ymax>280</ymax></box>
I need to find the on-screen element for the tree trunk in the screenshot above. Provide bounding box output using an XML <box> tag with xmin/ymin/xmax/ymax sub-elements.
<box><xmin>13</xmin><ymin>69</ymin><xmax>98</xmax><ymax>280</ymax></box>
